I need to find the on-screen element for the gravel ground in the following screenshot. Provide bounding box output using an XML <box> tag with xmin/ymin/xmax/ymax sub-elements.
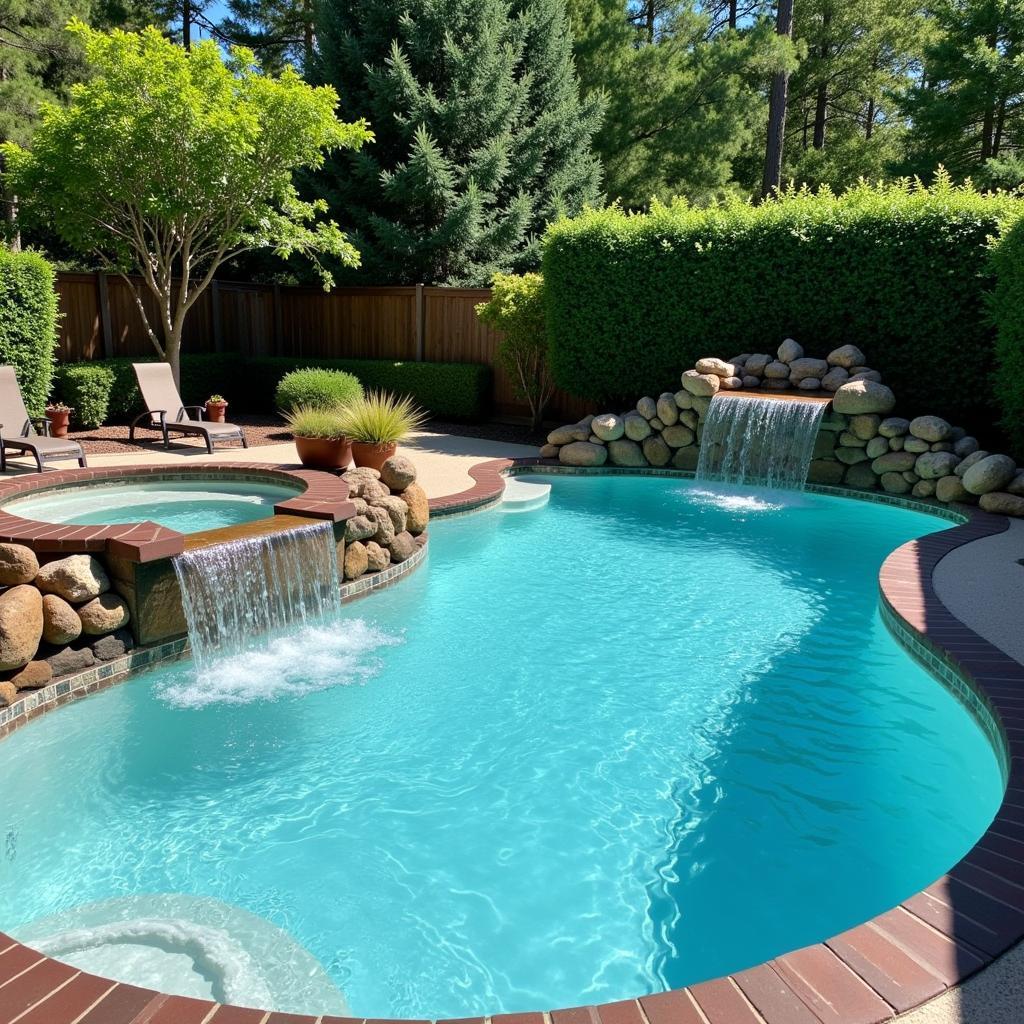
<box><xmin>67</xmin><ymin>415</ymin><xmax>546</xmax><ymax>456</ymax></box>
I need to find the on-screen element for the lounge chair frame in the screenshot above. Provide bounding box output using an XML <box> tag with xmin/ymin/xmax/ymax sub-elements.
<box><xmin>0</xmin><ymin>367</ymin><xmax>88</xmax><ymax>473</ymax></box>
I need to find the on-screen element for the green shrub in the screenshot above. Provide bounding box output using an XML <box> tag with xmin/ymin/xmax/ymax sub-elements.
<box><xmin>990</xmin><ymin>218</ymin><xmax>1024</xmax><ymax>456</ymax></box>
<box><xmin>275</xmin><ymin>367</ymin><xmax>363</xmax><ymax>413</ymax></box>
<box><xmin>543</xmin><ymin>177</ymin><xmax>1023</xmax><ymax>435</ymax></box>
<box><xmin>243</xmin><ymin>357</ymin><xmax>491</xmax><ymax>420</ymax></box>
<box><xmin>0</xmin><ymin>248</ymin><xmax>58</xmax><ymax>417</ymax></box>
<box><xmin>54</xmin><ymin>353</ymin><xmax>241</xmax><ymax>427</ymax></box>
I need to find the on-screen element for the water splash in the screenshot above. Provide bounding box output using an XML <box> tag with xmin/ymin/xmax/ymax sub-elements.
<box><xmin>696</xmin><ymin>395</ymin><xmax>827</xmax><ymax>490</ymax></box>
<box><xmin>172</xmin><ymin>521</ymin><xmax>343</xmax><ymax>675</ymax></box>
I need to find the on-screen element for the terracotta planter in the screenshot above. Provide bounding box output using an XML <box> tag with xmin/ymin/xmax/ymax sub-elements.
<box><xmin>351</xmin><ymin>440</ymin><xmax>398</xmax><ymax>472</ymax></box>
<box><xmin>206</xmin><ymin>401</ymin><xmax>228</xmax><ymax>423</ymax></box>
<box><xmin>294</xmin><ymin>434</ymin><xmax>352</xmax><ymax>470</ymax></box>
<box><xmin>45</xmin><ymin>408</ymin><xmax>71</xmax><ymax>439</ymax></box>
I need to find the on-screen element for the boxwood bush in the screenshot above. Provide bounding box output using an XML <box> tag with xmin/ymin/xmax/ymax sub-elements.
<box><xmin>0</xmin><ymin>248</ymin><xmax>58</xmax><ymax>417</ymax></box>
<box><xmin>543</xmin><ymin>178</ymin><xmax>1023</xmax><ymax>435</ymax></box>
<box><xmin>275</xmin><ymin>367</ymin><xmax>363</xmax><ymax>413</ymax></box>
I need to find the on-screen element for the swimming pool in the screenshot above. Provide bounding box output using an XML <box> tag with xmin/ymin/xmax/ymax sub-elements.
<box><xmin>5</xmin><ymin>478</ymin><xmax>300</xmax><ymax>533</ymax></box>
<box><xmin>0</xmin><ymin>476</ymin><xmax>1003</xmax><ymax>1018</ymax></box>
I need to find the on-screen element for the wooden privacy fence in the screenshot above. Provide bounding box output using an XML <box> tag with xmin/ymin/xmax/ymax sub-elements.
<box><xmin>54</xmin><ymin>273</ymin><xmax>591</xmax><ymax>421</ymax></box>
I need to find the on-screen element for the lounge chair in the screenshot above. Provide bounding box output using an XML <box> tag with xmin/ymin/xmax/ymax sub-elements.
<box><xmin>0</xmin><ymin>366</ymin><xmax>87</xmax><ymax>472</ymax></box>
<box><xmin>130</xmin><ymin>362</ymin><xmax>247</xmax><ymax>454</ymax></box>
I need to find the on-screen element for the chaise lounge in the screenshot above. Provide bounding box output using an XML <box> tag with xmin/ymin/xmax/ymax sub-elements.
<box><xmin>130</xmin><ymin>362</ymin><xmax>247</xmax><ymax>453</ymax></box>
<box><xmin>0</xmin><ymin>366</ymin><xmax>88</xmax><ymax>472</ymax></box>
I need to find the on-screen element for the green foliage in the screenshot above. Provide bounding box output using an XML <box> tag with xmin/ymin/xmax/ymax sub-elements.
<box><xmin>2</xmin><ymin>22</ymin><xmax>371</xmax><ymax>380</ymax></box>
<box><xmin>476</xmin><ymin>272</ymin><xmax>553</xmax><ymax>427</ymax></box>
<box><xmin>275</xmin><ymin>366</ymin><xmax>363</xmax><ymax>412</ymax></box>
<box><xmin>216</xmin><ymin>0</ymin><xmax>315</xmax><ymax>73</ymax></box>
<box><xmin>338</xmin><ymin>390</ymin><xmax>428</xmax><ymax>444</ymax></box>
<box><xmin>0</xmin><ymin>247</ymin><xmax>58</xmax><ymax>417</ymax></box>
<box><xmin>311</xmin><ymin>0</ymin><xmax>603</xmax><ymax>284</ymax></box>
<box><xmin>283</xmin><ymin>404</ymin><xmax>348</xmax><ymax>439</ymax></box>
<box><xmin>543</xmin><ymin>177</ymin><xmax>1023</xmax><ymax>435</ymax></box>
<box><xmin>53</xmin><ymin>353</ymin><xmax>238</xmax><ymax>427</ymax></box>
<box><xmin>989</xmin><ymin>216</ymin><xmax>1024</xmax><ymax>455</ymax></box>
<box><xmin>242</xmin><ymin>357</ymin><xmax>491</xmax><ymax>420</ymax></box>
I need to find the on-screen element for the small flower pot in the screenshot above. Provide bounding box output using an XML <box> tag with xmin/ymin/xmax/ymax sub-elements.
<box><xmin>46</xmin><ymin>408</ymin><xmax>71</xmax><ymax>438</ymax></box>
<box><xmin>206</xmin><ymin>400</ymin><xmax>228</xmax><ymax>424</ymax></box>
<box><xmin>351</xmin><ymin>441</ymin><xmax>398</xmax><ymax>472</ymax></box>
<box><xmin>294</xmin><ymin>434</ymin><xmax>353</xmax><ymax>470</ymax></box>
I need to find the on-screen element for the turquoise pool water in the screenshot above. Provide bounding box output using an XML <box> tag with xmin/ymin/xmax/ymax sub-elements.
<box><xmin>5</xmin><ymin>479</ymin><xmax>299</xmax><ymax>533</ymax></box>
<box><xmin>0</xmin><ymin>477</ymin><xmax>1003</xmax><ymax>1018</ymax></box>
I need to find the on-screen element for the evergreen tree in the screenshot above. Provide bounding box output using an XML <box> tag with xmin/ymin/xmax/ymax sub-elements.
<box><xmin>902</xmin><ymin>0</ymin><xmax>1024</xmax><ymax>182</ymax></box>
<box><xmin>311</xmin><ymin>0</ymin><xmax>603</xmax><ymax>286</ymax></box>
<box><xmin>217</xmin><ymin>0</ymin><xmax>315</xmax><ymax>72</ymax></box>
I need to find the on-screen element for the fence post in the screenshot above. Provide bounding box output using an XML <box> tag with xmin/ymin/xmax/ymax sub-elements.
<box><xmin>96</xmin><ymin>272</ymin><xmax>113</xmax><ymax>359</ymax></box>
<box><xmin>273</xmin><ymin>284</ymin><xmax>284</xmax><ymax>354</ymax></box>
<box><xmin>211</xmin><ymin>280</ymin><xmax>223</xmax><ymax>352</ymax></box>
<box><xmin>415</xmin><ymin>283</ymin><xmax>425</xmax><ymax>362</ymax></box>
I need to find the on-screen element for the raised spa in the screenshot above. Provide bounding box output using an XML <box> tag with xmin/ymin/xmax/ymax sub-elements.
<box><xmin>4</xmin><ymin>478</ymin><xmax>301</xmax><ymax>533</ymax></box>
<box><xmin>0</xmin><ymin>476</ymin><xmax>1003</xmax><ymax>1019</ymax></box>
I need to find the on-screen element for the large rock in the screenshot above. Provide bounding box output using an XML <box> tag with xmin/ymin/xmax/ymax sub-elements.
<box><xmin>838</xmin><ymin>431</ymin><xmax>866</xmax><ymax>448</ymax></box>
<box><xmin>77</xmin><ymin>593</ymin><xmax>130</xmax><ymax>636</ymax></box>
<box><xmin>788</xmin><ymin>357</ymin><xmax>829</xmax><ymax>381</ymax></box>
<box><xmin>636</xmin><ymin>395</ymin><xmax>658</xmax><ymax>420</ymax></box>
<box><xmin>369</xmin><ymin>495</ymin><xmax>409</xmax><ymax>535</ymax></box>
<box><xmin>621</xmin><ymin>412</ymin><xmax>651</xmax><ymax>442</ymax></box>
<box><xmin>680</xmin><ymin>370</ymin><xmax>720</xmax><ymax>397</ymax></box>
<box><xmin>1007</xmin><ymin>471</ymin><xmax>1024</xmax><ymax>497</ymax></box>
<box><xmin>656</xmin><ymin>394</ymin><xmax>678</xmax><ymax>426</ymax></box>
<box><xmin>41</xmin><ymin>594</ymin><xmax>82</xmax><ymax>646</ymax></box>
<box><xmin>849</xmin><ymin>369</ymin><xmax>883</xmax><ymax>383</ymax></box>
<box><xmin>695</xmin><ymin>357</ymin><xmax>738</xmax><ymax>378</ymax></box>
<box><xmin>642</xmin><ymin>436</ymin><xmax>671</xmax><ymax>467</ymax></box>
<box><xmin>865</xmin><ymin>436</ymin><xmax>889</xmax><ymax>459</ymax></box>
<box><xmin>547</xmin><ymin>420</ymin><xmax>590</xmax><ymax>445</ymax></box>
<box><xmin>778</xmin><ymin>338</ymin><xmax>803</xmax><ymax>362</ymax></box>
<box><xmin>797</xmin><ymin>377</ymin><xmax>823</xmax><ymax>391</ymax></box>
<box><xmin>955</xmin><ymin>449</ymin><xmax>989</xmax><ymax>477</ymax></box>
<box><xmin>915</xmin><ymin>451</ymin><xmax>960</xmax><ymax>479</ymax></box>
<box><xmin>0</xmin><ymin>543</ymin><xmax>38</xmax><ymax>586</ymax></box>
<box><xmin>389</xmin><ymin>531</ymin><xmax>417</xmax><ymax>563</ymax></box>
<box><xmin>903</xmin><ymin>437</ymin><xmax>930</xmax><ymax>453</ymax></box>
<box><xmin>366</xmin><ymin>504</ymin><xmax>396</xmax><ymax>545</ymax></box>
<box><xmin>343</xmin><ymin>514</ymin><xmax>377</xmax><ymax>543</ymax></box>
<box><xmin>401</xmin><ymin>482</ymin><xmax>429</xmax><ymax>534</ymax></box>
<box><xmin>365</xmin><ymin>541</ymin><xmax>391</xmax><ymax>572</ymax></box>
<box><xmin>871</xmin><ymin>451</ymin><xmax>917</xmax><ymax>474</ymax></box>
<box><xmin>0</xmin><ymin>682</ymin><xmax>17</xmax><ymax>707</ymax></box>
<box><xmin>607</xmin><ymin>438</ymin><xmax>647</xmax><ymax>467</ymax></box>
<box><xmin>849</xmin><ymin>414</ymin><xmax>881</xmax><ymax>441</ymax></box>
<box><xmin>979</xmin><ymin>492</ymin><xmax>1024</xmax><ymax>517</ymax></box>
<box><xmin>954</xmin><ymin>436</ymin><xmax>980</xmax><ymax>458</ymax></box>
<box><xmin>379</xmin><ymin>455</ymin><xmax>417</xmax><ymax>492</ymax></box>
<box><xmin>826</xmin><ymin>344</ymin><xmax>865</xmax><ymax>368</ymax></box>
<box><xmin>672</xmin><ymin>446</ymin><xmax>699</xmax><ymax>470</ymax></box>
<box><xmin>36</xmin><ymin>555</ymin><xmax>109</xmax><ymax>604</ymax></box>
<box><xmin>835</xmin><ymin>447</ymin><xmax>870</xmax><ymax>465</ymax></box>
<box><xmin>661</xmin><ymin>425</ymin><xmax>695</xmax><ymax>448</ymax></box>
<box><xmin>881</xmin><ymin>472</ymin><xmax>911</xmax><ymax>494</ymax></box>
<box><xmin>888</xmin><ymin>436</ymin><xmax>905</xmax><ymax>451</ymax></box>
<box><xmin>0</xmin><ymin>585</ymin><xmax>42</xmax><ymax>671</ymax></box>
<box><xmin>674</xmin><ymin>389</ymin><xmax>693</xmax><ymax>410</ymax></box>
<box><xmin>832</xmin><ymin>380</ymin><xmax>896</xmax><ymax>415</ymax></box>
<box><xmin>741</xmin><ymin>375</ymin><xmax>761</xmax><ymax>388</ymax></box>
<box><xmin>879</xmin><ymin>417</ymin><xmax>910</xmax><ymax>438</ymax></box>
<box><xmin>9</xmin><ymin>660</ymin><xmax>52</xmax><ymax>689</ymax></box>
<box><xmin>343</xmin><ymin>541</ymin><xmax>368</xmax><ymax>580</ymax></box>
<box><xmin>45</xmin><ymin>645</ymin><xmax>95</xmax><ymax>677</ymax></box>
<box><xmin>763</xmin><ymin>360</ymin><xmax>790</xmax><ymax>379</ymax></box>
<box><xmin>558</xmin><ymin>441</ymin><xmax>607</xmax><ymax>467</ymax></box>
<box><xmin>909</xmin><ymin>415</ymin><xmax>952</xmax><ymax>443</ymax></box>
<box><xmin>821</xmin><ymin>367</ymin><xmax>849</xmax><ymax>392</ymax></box>
<box><xmin>962</xmin><ymin>454</ymin><xmax>1017</xmax><ymax>496</ymax></box>
<box><xmin>592</xmin><ymin>413</ymin><xmax>625</xmax><ymax>441</ymax></box>
<box><xmin>845</xmin><ymin>462</ymin><xmax>879</xmax><ymax>489</ymax></box>
<box><xmin>912</xmin><ymin>480</ymin><xmax>936</xmax><ymax>498</ymax></box>
<box><xmin>813</xmin><ymin>431</ymin><xmax>836</xmax><ymax>458</ymax></box>
<box><xmin>721</xmin><ymin>376</ymin><xmax>743</xmax><ymax>390</ymax></box>
<box><xmin>808</xmin><ymin>460</ymin><xmax>844</xmax><ymax>485</ymax></box>
<box><xmin>743</xmin><ymin>353</ymin><xmax>771</xmax><ymax>376</ymax></box>
<box><xmin>936</xmin><ymin>475</ymin><xmax>971</xmax><ymax>503</ymax></box>
<box><xmin>538</xmin><ymin>443</ymin><xmax>559</xmax><ymax>459</ymax></box>
<box><xmin>92</xmin><ymin>630</ymin><xmax>133</xmax><ymax>661</ymax></box>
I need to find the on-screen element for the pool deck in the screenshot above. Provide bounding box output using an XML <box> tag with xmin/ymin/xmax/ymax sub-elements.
<box><xmin>1</xmin><ymin>455</ymin><xmax>1024</xmax><ymax>1024</ymax></box>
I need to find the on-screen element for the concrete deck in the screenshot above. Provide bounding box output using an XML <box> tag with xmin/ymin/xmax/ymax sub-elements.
<box><xmin>6</xmin><ymin>430</ymin><xmax>537</xmax><ymax>501</ymax></box>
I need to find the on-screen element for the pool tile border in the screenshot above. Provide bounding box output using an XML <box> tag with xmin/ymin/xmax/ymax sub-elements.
<box><xmin>0</xmin><ymin>463</ymin><xmax>356</xmax><ymax>562</ymax></box>
<box><xmin>2</xmin><ymin>461</ymin><xmax>1024</xmax><ymax>1024</ymax></box>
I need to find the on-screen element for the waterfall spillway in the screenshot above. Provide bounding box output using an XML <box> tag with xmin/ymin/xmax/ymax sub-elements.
<box><xmin>696</xmin><ymin>394</ymin><xmax>827</xmax><ymax>490</ymax></box>
<box><xmin>172</xmin><ymin>521</ymin><xmax>342</xmax><ymax>672</ymax></box>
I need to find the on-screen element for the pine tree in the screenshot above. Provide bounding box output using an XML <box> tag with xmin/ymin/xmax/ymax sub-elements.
<box><xmin>217</xmin><ymin>0</ymin><xmax>315</xmax><ymax>72</ymax></box>
<box><xmin>311</xmin><ymin>0</ymin><xmax>603</xmax><ymax>286</ymax></box>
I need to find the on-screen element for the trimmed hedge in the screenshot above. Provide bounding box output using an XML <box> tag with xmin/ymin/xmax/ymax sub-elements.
<box><xmin>543</xmin><ymin>179</ymin><xmax>1023</xmax><ymax>436</ymax></box>
<box><xmin>54</xmin><ymin>353</ymin><xmax>491</xmax><ymax>427</ymax></box>
<box><xmin>275</xmin><ymin>367</ymin><xmax>363</xmax><ymax>413</ymax></box>
<box><xmin>0</xmin><ymin>248</ymin><xmax>58</xmax><ymax>417</ymax></box>
<box><xmin>990</xmin><ymin>219</ymin><xmax>1024</xmax><ymax>456</ymax></box>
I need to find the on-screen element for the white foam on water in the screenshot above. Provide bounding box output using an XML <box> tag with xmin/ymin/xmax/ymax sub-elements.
<box><xmin>158</xmin><ymin>619</ymin><xmax>403</xmax><ymax>709</ymax></box>
<box><xmin>683</xmin><ymin>487</ymin><xmax>784</xmax><ymax>513</ymax></box>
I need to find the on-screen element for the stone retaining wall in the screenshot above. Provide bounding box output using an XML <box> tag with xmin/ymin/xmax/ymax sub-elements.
<box><xmin>541</xmin><ymin>340</ymin><xmax>1024</xmax><ymax>517</ymax></box>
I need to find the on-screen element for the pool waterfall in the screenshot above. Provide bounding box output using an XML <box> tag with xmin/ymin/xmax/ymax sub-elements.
<box><xmin>172</xmin><ymin>520</ymin><xmax>342</xmax><ymax>672</ymax></box>
<box><xmin>696</xmin><ymin>394</ymin><xmax>827</xmax><ymax>489</ymax></box>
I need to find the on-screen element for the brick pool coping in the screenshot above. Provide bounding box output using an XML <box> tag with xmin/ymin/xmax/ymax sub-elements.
<box><xmin>2</xmin><ymin>462</ymin><xmax>1024</xmax><ymax>1024</ymax></box>
<box><xmin>0</xmin><ymin>463</ymin><xmax>356</xmax><ymax>562</ymax></box>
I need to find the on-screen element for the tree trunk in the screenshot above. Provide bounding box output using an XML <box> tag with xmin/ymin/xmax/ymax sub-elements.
<box><xmin>761</xmin><ymin>0</ymin><xmax>795</xmax><ymax>200</ymax></box>
<box><xmin>993</xmin><ymin>94</ymin><xmax>1008</xmax><ymax>158</ymax></box>
<box><xmin>304</xmin><ymin>0</ymin><xmax>314</xmax><ymax>65</ymax></box>
<box><xmin>813</xmin><ymin>81</ymin><xmax>827</xmax><ymax>149</ymax></box>
<box><xmin>182</xmin><ymin>0</ymin><xmax>192</xmax><ymax>51</ymax></box>
<box><xmin>645</xmin><ymin>0</ymin><xmax>656</xmax><ymax>43</ymax></box>
<box><xmin>729</xmin><ymin>1</ymin><xmax>738</xmax><ymax>30</ymax></box>
<box><xmin>0</xmin><ymin>151</ymin><xmax>20</xmax><ymax>252</ymax></box>
<box><xmin>167</xmin><ymin>327</ymin><xmax>183</xmax><ymax>392</ymax></box>
<box><xmin>980</xmin><ymin>28</ymin><xmax>998</xmax><ymax>160</ymax></box>
<box><xmin>865</xmin><ymin>96</ymin><xmax>875</xmax><ymax>140</ymax></box>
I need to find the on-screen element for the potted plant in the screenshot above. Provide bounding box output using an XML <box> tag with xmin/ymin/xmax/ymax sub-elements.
<box><xmin>338</xmin><ymin>390</ymin><xmax>427</xmax><ymax>471</ymax></box>
<box><xmin>205</xmin><ymin>394</ymin><xmax>228</xmax><ymax>423</ymax></box>
<box><xmin>283</xmin><ymin>405</ymin><xmax>352</xmax><ymax>469</ymax></box>
<box><xmin>45</xmin><ymin>402</ymin><xmax>73</xmax><ymax>438</ymax></box>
